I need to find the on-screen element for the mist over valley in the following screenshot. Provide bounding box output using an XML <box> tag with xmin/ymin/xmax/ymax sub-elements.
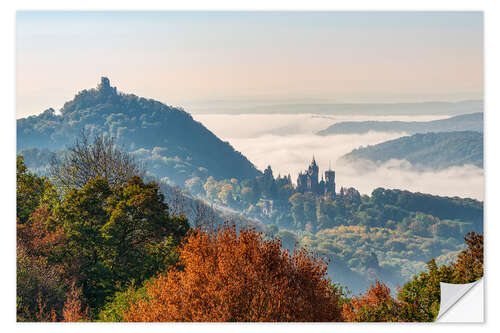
<box><xmin>194</xmin><ymin>113</ymin><xmax>484</xmax><ymax>200</ymax></box>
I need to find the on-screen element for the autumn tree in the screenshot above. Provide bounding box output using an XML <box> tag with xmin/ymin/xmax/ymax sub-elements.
<box><xmin>452</xmin><ymin>232</ymin><xmax>483</xmax><ymax>282</ymax></box>
<box><xmin>18</xmin><ymin>148</ymin><xmax>188</xmax><ymax>320</ymax></box>
<box><xmin>17</xmin><ymin>245</ymin><xmax>67</xmax><ymax>321</ymax></box>
<box><xmin>342</xmin><ymin>281</ymin><xmax>402</xmax><ymax>322</ymax></box>
<box><xmin>17</xmin><ymin>209</ymin><xmax>69</xmax><ymax>322</ymax></box>
<box><xmin>52</xmin><ymin>176</ymin><xmax>190</xmax><ymax>311</ymax></box>
<box><xmin>17</xmin><ymin>156</ymin><xmax>67</xmax><ymax>321</ymax></box>
<box><xmin>124</xmin><ymin>224</ymin><xmax>343</xmax><ymax>322</ymax></box>
<box><xmin>62</xmin><ymin>282</ymin><xmax>88</xmax><ymax>322</ymax></box>
<box><xmin>341</xmin><ymin>281</ymin><xmax>430</xmax><ymax>322</ymax></box>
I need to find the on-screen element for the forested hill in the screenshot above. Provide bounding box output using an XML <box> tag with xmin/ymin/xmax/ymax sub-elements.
<box><xmin>341</xmin><ymin>131</ymin><xmax>483</xmax><ymax>170</ymax></box>
<box><xmin>317</xmin><ymin>112</ymin><xmax>483</xmax><ymax>135</ymax></box>
<box><xmin>17</xmin><ymin>77</ymin><xmax>261</xmax><ymax>184</ymax></box>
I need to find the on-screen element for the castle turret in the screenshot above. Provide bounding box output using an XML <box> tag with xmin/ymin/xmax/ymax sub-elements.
<box><xmin>307</xmin><ymin>156</ymin><xmax>319</xmax><ymax>192</ymax></box>
<box><xmin>324</xmin><ymin>170</ymin><xmax>336</xmax><ymax>199</ymax></box>
<box><xmin>324</xmin><ymin>162</ymin><xmax>336</xmax><ymax>199</ymax></box>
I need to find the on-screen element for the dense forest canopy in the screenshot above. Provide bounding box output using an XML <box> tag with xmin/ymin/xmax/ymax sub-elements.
<box><xmin>16</xmin><ymin>132</ymin><xmax>483</xmax><ymax>322</ymax></box>
<box><xmin>17</xmin><ymin>77</ymin><xmax>261</xmax><ymax>185</ymax></box>
<box><xmin>17</xmin><ymin>153</ymin><xmax>483</xmax><ymax>322</ymax></box>
<box><xmin>190</xmin><ymin>159</ymin><xmax>483</xmax><ymax>293</ymax></box>
<box><xmin>341</xmin><ymin>131</ymin><xmax>483</xmax><ymax>170</ymax></box>
<box><xmin>16</xmin><ymin>153</ymin><xmax>190</xmax><ymax>320</ymax></box>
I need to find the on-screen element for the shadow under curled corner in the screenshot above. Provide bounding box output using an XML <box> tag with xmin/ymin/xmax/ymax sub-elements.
<box><xmin>436</xmin><ymin>278</ymin><xmax>484</xmax><ymax>323</ymax></box>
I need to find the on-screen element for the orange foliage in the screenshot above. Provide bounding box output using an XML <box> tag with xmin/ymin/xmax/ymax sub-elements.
<box><xmin>453</xmin><ymin>232</ymin><xmax>483</xmax><ymax>283</ymax></box>
<box><xmin>342</xmin><ymin>281</ymin><xmax>402</xmax><ymax>322</ymax></box>
<box><xmin>35</xmin><ymin>294</ymin><xmax>57</xmax><ymax>322</ymax></box>
<box><xmin>124</xmin><ymin>224</ymin><xmax>342</xmax><ymax>322</ymax></box>
<box><xmin>17</xmin><ymin>206</ymin><xmax>67</xmax><ymax>259</ymax></box>
<box><xmin>17</xmin><ymin>206</ymin><xmax>70</xmax><ymax>321</ymax></box>
<box><xmin>62</xmin><ymin>282</ymin><xmax>88</xmax><ymax>322</ymax></box>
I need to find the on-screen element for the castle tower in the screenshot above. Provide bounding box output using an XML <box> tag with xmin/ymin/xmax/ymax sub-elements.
<box><xmin>297</xmin><ymin>172</ymin><xmax>307</xmax><ymax>193</ymax></box>
<box><xmin>307</xmin><ymin>156</ymin><xmax>319</xmax><ymax>192</ymax></box>
<box><xmin>324</xmin><ymin>164</ymin><xmax>336</xmax><ymax>199</ymax></box>
<box><xmin>319</xmin><ymin>174</ymin><xmax>325</xmax><ymax>196</ymax></box>
<box><xmin>296</xmin><ymin>157</ymin><xmax>334</xmax><ymax>196</ymax></box>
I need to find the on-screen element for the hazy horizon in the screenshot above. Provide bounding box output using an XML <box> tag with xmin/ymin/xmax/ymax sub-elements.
<box><xmin>16</xmin><ymin>11</ymin><xmax>484</xmax><ymax>199</ymax></box>
<box><xmin>16</xmin><ymin>11</ymin><xmax>483</xmax><ymax>118</ymax></box>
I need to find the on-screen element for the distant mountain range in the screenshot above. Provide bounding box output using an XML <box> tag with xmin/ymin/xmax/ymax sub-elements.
<box><xmin>17</xmin><ymin>77</ymin><xmax>261</xmax><ymax>185</ymax></box>
<box><xmin>341</xmin><ymin>131</ymin><xmax>483</xmax><ymax>170</ymax></box>
<box><xmin>191</xmin><ymin>100</ymin><xmax>483</xmax><ymax>116</ymax></box>
<box><xmin>317</xmin><ymin>112</ymin><xmax>483</xmax><ymax>136</ymax></box>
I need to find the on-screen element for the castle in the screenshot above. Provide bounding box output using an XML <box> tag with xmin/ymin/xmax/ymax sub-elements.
<box><xmin>297</xmin><ymin>157</ymin><xmax>336</xmax><ymax>199</ymax></box>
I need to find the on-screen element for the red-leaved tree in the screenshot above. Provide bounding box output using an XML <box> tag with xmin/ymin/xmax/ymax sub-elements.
<box><xmin>124</xmin><ymin>224</ymin><xmax>343</xmax><ymax>322</ymax></box>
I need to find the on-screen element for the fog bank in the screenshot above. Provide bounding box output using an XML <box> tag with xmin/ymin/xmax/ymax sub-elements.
<box><xmin>193</xmin><ymin>113</ymin><xmax>450</xmax><ymax>138</ymax></box>
<box><xmin>194</xmin><ymin>114</ymin><xmax>483</xmax><ymax>200</ymax></box>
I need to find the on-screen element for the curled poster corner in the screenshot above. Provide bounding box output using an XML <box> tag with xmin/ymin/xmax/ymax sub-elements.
<box><xmin>436</xmin><ymin>278</ymin><xmax>483</xmax><ymax>322</ymax></box>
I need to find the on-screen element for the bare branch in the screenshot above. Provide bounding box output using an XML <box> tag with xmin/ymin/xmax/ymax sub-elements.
<box><xmin>49</xmin><ymin>131</ymin><xmax>144</xmax><ymax>191</ymax></box>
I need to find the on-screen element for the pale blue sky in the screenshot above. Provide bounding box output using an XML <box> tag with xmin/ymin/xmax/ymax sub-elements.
<box><xmin>16</xmin><ymin>11</ymin><xmax>483</xmax><ymax>118</ymax></box>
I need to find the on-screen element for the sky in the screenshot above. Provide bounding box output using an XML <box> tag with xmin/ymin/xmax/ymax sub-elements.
<box><xmin>16</xmin><ymin>11</ymin><xmax>483</xmax><ymax>118</ymax></box>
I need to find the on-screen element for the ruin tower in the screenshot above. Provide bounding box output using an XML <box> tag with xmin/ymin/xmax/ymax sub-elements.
<box><xmin>99</xmin><ymin>76</ymin><xmax>110</xmax><ymax>89</ymax></box>
<box><xmin>97</xmin><ymin>76</ymin><xmax>117</xmax><ymax>95</ymax></box>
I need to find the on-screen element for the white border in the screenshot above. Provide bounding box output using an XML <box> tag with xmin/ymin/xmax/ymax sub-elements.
<box><xmin>2</xmin><ymin>1</ymin><xmax>498</xmax><ymax>331</ymax></box>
